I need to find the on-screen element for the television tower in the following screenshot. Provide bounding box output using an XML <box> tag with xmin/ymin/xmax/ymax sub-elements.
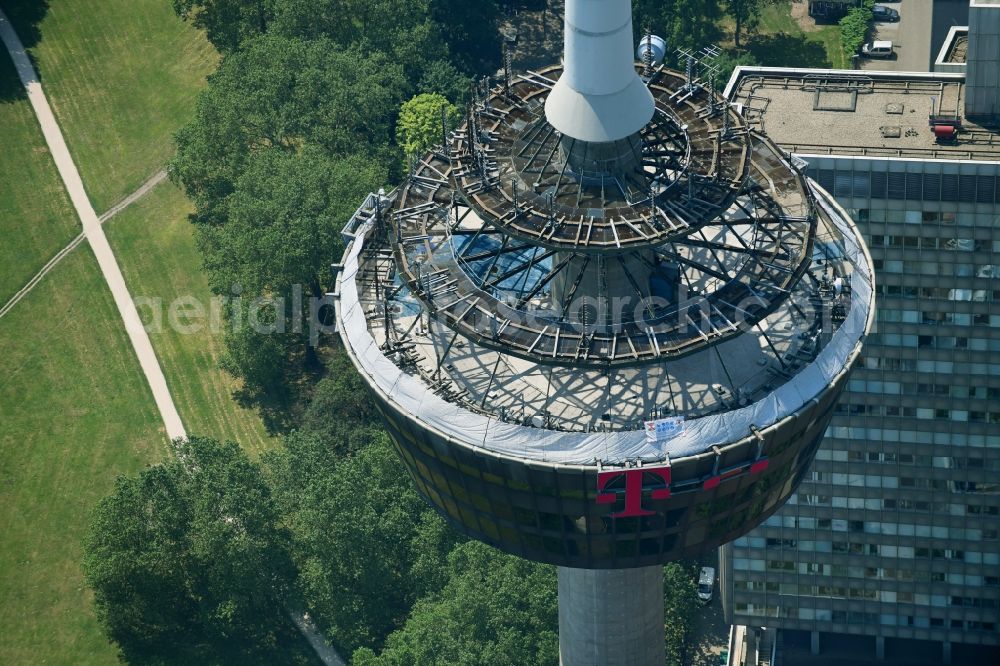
<box><xmin>336</xmin><ymin>1</ymin><xmax>874</xmax><ymax>663</ymax></box>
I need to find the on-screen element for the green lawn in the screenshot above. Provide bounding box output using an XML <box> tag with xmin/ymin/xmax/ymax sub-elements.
<box><xmin>0</xmin><ymin>51</ymin><xmax>79</xmax><ymax>305</ymax></box>
<box><xmin>106</xmin><ymin>181</ymin><xmax>279</xmax><ymax>455</ymax></box>
<box><xmin>0</xmin><ymin>38</ymin><xmax>163</xmax><ymax>665</ymax></box>
<box><xmin>754</xmin><ymin>3</ymin><xmax>847</xmax><ymax>69</ymax></box>
<box><xmin>6</xmin><ymin>0</ymin><xmax>217</xmax><ymax>213</ymax></box>
<box><xmin>721</xmin><ymin>1</ymin><xmax>847</xmax><ymax>70</ymax></box>
<box><xmin>0</xmin><ymin>248</ymin><xmax>168</xmax><ymax>665</ymax></box>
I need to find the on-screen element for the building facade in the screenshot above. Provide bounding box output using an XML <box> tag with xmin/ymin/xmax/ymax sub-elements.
<box><xmin>725</xmin><ymin>63</ymin><xmax>1000</xmax><ymax>664</ymax></box>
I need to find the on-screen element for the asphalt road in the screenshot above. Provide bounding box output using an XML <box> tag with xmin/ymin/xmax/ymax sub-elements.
<box><xmin>861</xmin><ymin>0</ymin><xmax>933</xmax><ymax>73</ymax></box>
<box><xmin>685</xmin><ymin>549</ymin><xmax>731</xmax><ymax>666</ymax></box>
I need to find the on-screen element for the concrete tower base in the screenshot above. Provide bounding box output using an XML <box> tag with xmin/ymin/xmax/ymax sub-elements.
<box><xmin>558</xmin><ymin>565</ymin><xmax>665</xmax><ymax>666</ymax></box>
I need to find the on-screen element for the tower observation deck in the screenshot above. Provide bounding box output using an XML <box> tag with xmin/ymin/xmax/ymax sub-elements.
<box><xmin>335</xmin><ymin>1</ymin><xmax>874</xmax><ymax>663</ymax></box>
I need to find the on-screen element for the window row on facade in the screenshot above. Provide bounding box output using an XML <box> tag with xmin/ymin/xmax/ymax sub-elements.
<box><xmin>861</xmin><ymin>355</ymin><xmax>999</xmax><ymax>377</ymax></box>
<box><xmin>734</xmin><ymin>543</ymin><xmax>999</xmax><ymax>564</ymax></box>
<box><xmin>812</xmin><ymin>169</ymin><xmax>1000</xmax><ymax>205</ymax></box>
<box><xmin>857</xmin><ymin>208</ymin><xmax>1000</xmax><ymax>227</ymax></box>
<box><xmin>734</xmin><ymin>603</ymin><xmax>997</xmax><ymax>633</ymax></box>
<box><xmin>825</xmin><ymin>425</ymin><xmax>1000</xmax><ymax>448</ymax></box>
<box><xmin>742</xmin><ymin>520</ymin><xmax>997</xmax><ymax>541</ymax></box>
<box><xmin>736</xmin><ymin>581</ymin><xmax>1000</xmax><ymax>604</ymax></box>
<box><xmin>876</xmin><ymin>283</ymin><xmax>1000</xmax><ymax>302</ymax></box>
<box><xmin>869</xmin><ymin>332</ymin><xmax>1000</xmax><ymax>351</ymax></box>
<box><xmin>869</xmin><ymin>234</ymin><xmax>1000</xmax><ymax>252</ymax></box>
<box><xmin>774</xmin><ymin>493</ymin><xmax>1000</xmax><ymax>515</ymax></box>
<box><xmin>816</xmin><ymin>448</ymin><xmax>1000</xmax><ymax>469</ymax></box>
<box><xmin>732</xmin><ymin>555</ymin><xmax>1000</xmax><ymax>582</ymax></box>
<box><xmin>836</xmin><ymin>403</ymin><xmax>1000</xmax><ymax>425</ymax></box>
<box><xmin>799</xmin><ymin>469</ymin><xmax>998</xmax><ymax>494</ymax></box>
<box><xmin>877</xmin><ymin>309</ymin><xmax>1000</xmax><ymax>327</ymax></box>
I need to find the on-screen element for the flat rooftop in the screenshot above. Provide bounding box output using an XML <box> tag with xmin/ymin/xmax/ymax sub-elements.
<box><xmin>727</xmin><ymin>68</ymin><xmax>1000</xmax><ymax>162</ymax></box>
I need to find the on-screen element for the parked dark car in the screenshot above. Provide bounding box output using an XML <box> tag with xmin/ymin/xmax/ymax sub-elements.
<box><xmin>873</xmin><ymin>5</ymin><xmax>901</xmax><ymax>22</ymax></box>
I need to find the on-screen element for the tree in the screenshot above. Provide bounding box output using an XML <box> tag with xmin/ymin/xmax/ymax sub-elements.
<box><xmin>352</xmin><ymin>541</ymin><xmax>559</xmax><ymax>666</ymax></box>
<box><xmin>172</xmin><ymin>35</ymin><xmax>404</xmax><ymax>225</ymax></box>
<box><xmin>196</xmin><ymin>146</ymin><xmax>387</xmax><ymax>395</ymax></box>
<box><xmin>83</xmin><ymin>437</ymin><xmax>300</xmax><ymax>662</ymax></box>
<box><xmin>397</xmin><ymin>94</ymin><xmax>462</xmax><ymax>161</ymax></box>
<box><xmin>633</xmin><ymin>0</ymin><xmax>723</xmax><ymax>56</ymax></box>
<box><xmin>427</xmin><ymin>0</ymin><xmax>502</xmax><ymax>74</ymax></box>
<box><xmin>176</xmin><ymin>0</ymin><xmax>502</xmax><ymax>81</ymax></box>
<box><xmin>664</xmin><ymin>563</ymin><xmax>701</xmax><ymax>665</ymax></box>
<box><xmin>170</xmin><ymin>36</ymin><xmax>398</xmax><ymax>396</ymax></box>
<box><xmin>201</xmin><ymin>147</ymin><xmax>386</xmax><ymax>302</ymax></box>
<box><xmin>265</xmin><ymin>433</ymin><xmax>462</xmax><ymax>655</ymax></box>
<box><xmin>840</xmin><ymin>0</ymin><xmax>875</xmax><ymax>57</ymax></box>
<box><xmin>299</xmin><ymin>348</ymin><xmax>383</xmax><ymax>453</ymax></box>
<box><xmin>272</xmin><ymin>0</ymin><xmax>446</xmax><ymax>82</ymax></box>
<box><xmin>173</xmin><ymin>0</ymin><xmax>275</xmax><ymax>52</ymax></box>
<box><xmin>709</xmin><ymin>50</ymin><xmax>759</xmax><ymax>91</ymax></box>
<box><xmin>418</xmin><ymin>59</ymin><xmax>472</xmax><ymax>106</ymax></box>
<box><xmin>725</xmin><ymin>0</ymin><xmax>776</xmax><ymax>48</ymax></box>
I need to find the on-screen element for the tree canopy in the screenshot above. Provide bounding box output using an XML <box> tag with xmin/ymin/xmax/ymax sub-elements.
<box><xmin>633</xmin><ymin>0</ymin><xmax>722</xmax><ymax>56</ymax></box>
<box><xmin>664</xmin><ymin>562</ymin><xmax>701</xmax><ymax>665</ymax></box>
<box><xmin>170</xmin><ymin>35</ymin><xmax>398</xmax><ymax>395</ymax></box>
<box><xmin>83</xmin><ymin>437</ymin><xmax>300</xmax><ymax>663</ymax></box>
<box><xmin>724</xmin><ymin>0</ymin><xmax>778</xmax><ymax>48</ymax></box>
<box><xmin>265</xmin><ymin>432</ymin><xmax>462</xmax><ymax>655</ymax></box>
<box><xmin>397</xmin><ymin>93</ymin><xmax>462</xmax><ymax>161</ymax></box>
<box><xmin>840</xmin><ymin>0</ymin><xmax>875</xmax><ymax>57</ymax></box>
<box><xmin>352</xmin><ymin>541</ymin><xmax>559</xmax><ymax>666</ymax></box>
<box><xmin>173</xmin><ymin>0</ymin><xmax>275</xmax><ymax>52</ymax></box>
<box><xmin>171</xmin><ymin>36</ymin><xmax>403</xmax><ymax>225</ymax></box>
<box><xmin>174</xmin><ymin>0</ymin><xmax>501</xmax><ymax>78</ymax></box>
<box><xmin>708</xmin><ymin>50</ymin><xmax>759</xmax><ymax>91</ymax></box>
<box><xmin>298</xmin><ymin>349</ymin><xmax>384</xmax><ymax>453</ymax></box>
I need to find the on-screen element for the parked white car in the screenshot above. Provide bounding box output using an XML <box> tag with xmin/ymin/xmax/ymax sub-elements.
<box><xmin>698</xmin><ymin>566</ymin><xmax>716</xmax><ymax>604</ymax></box>
<box><xmin>861</xmin><ymin>40</ymin><xmax>894</xmax><ymax>58</ymax></box>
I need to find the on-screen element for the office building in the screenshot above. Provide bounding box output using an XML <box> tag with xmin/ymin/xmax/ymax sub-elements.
<box><xmin>723</xmin><ymin>4</ymin><xmax>1000</xmax><ymax>662</ymax></box>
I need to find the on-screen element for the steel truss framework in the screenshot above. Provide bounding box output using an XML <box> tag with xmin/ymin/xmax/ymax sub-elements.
<box><xmin>373</xmin><ymin>65</ymin><xmax>821</xmax><ymax>369</ymax></box>
<box><xmin>452</xmin><ymin>65</ymin><xmax>753</xmax><ymax>251</ymax></box>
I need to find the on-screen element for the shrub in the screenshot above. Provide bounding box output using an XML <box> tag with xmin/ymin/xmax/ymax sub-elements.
<box><xmin>840</xmin><ymin>0</ymin><xmax>875</xmax><ymax>57</ymax></box>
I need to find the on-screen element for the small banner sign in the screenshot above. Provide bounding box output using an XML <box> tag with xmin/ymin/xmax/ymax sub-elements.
<box><xmin>644</xmin><ymin>416</ymin><xmax>685</xmax><ymax>444</ymax></box>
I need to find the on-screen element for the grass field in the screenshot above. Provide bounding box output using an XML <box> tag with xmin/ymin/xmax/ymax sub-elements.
<box><xmin>0</xmin><ymin>29</ymin><xmax>162</xmax><ymax>665</ymax></box>
<box><xmin>0</xmin><ymin>3</ymin><xmax>273</xmax><ymax>660</ymax></box>
<box><xmin>721</xmin><ymin>1</ymin><xmax>848</xmax><ymax>70</ymax></box>
<box><xmin>5</xmin><ymin>0</ymin><xmax>217</xmax><ymax>213</ymax></box>
<box><xmin>106</xmin><ymin>182</ymin><xmax>279</xmax><ymax>455</ymax></box>
<box><xmin>0</xmin><ymin>52</ymin><xmax>79</xmax><ymax>305</ymax></box>
<box><xmin>0</xmin><ymin>248</ymin><xmax>168</xmax><ymax>665</ymax></box>
<box><xmin>755</xmin><ymin>2</ymin><xmax>847</xmax><ymax>69</ymax></box>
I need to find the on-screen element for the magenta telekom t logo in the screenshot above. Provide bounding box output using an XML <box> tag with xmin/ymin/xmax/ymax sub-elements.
<box><xmin>596</xmin><ymin>466</ymin><xmax>672</xmax><ymax>518</ymax></box>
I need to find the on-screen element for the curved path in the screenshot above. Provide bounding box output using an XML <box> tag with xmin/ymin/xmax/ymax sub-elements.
<box><xmin>0</xmin><ymin>9</ymin><xmax>186</xmax><ymax>441</ymax></box>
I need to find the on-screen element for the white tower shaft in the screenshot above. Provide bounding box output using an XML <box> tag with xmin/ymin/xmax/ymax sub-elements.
<box><xmin>545</xmin><ymin>0</ymin><xmax>656</xmax><ymax>143</ymax></box>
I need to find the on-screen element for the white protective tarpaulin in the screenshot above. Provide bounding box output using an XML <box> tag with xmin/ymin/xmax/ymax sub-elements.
<box><xmin>337</xmin><ymin>185</ymin><xmax>874</xmax><ymax>466</ymax></box>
